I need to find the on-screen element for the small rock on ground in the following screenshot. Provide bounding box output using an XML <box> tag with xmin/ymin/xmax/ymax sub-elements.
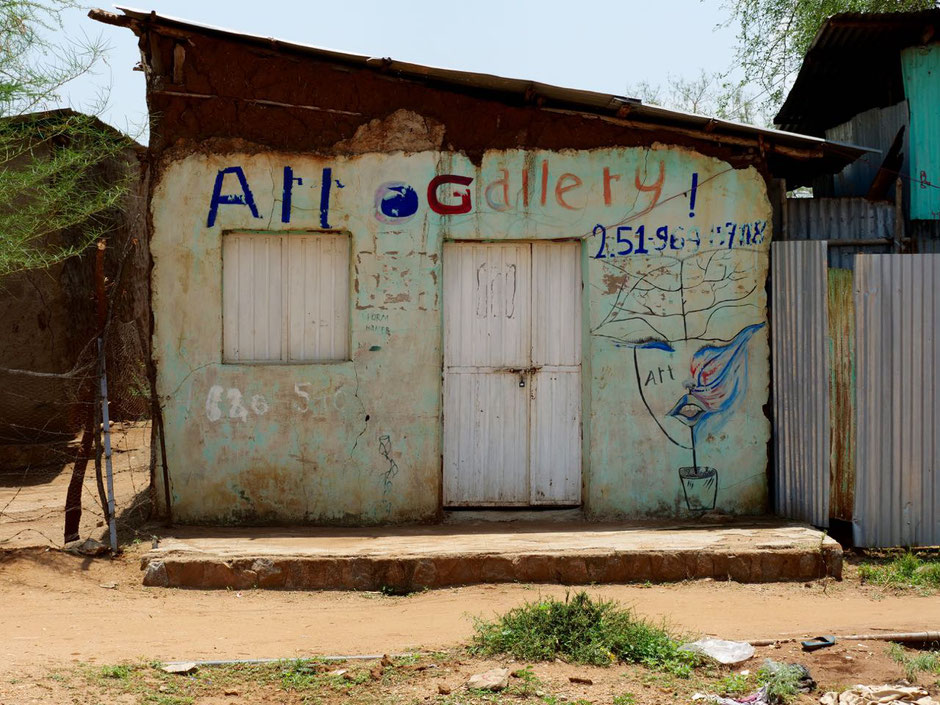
<box><xmin>467</xmin><ymin>667</ymin><xmax>510</xmax><ymax>691</ymax></box>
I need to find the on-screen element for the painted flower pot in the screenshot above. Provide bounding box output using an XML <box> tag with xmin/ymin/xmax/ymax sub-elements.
<box><xmin>678</xmin><ymin>466</ymin><xmax>718</xmax><ymax>511</ymax></box>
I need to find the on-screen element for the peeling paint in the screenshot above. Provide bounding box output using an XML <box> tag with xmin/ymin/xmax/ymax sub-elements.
<box><xmin>152</xmin><ymin>144</ymin><xmax>771</xmax><ymax>523</ymax></box>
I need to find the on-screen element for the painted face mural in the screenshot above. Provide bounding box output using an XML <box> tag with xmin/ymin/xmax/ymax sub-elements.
<box><xmin>594</xmin><ymin>248</ymin><xmax>766</xmax><ymax>512</ymax></box>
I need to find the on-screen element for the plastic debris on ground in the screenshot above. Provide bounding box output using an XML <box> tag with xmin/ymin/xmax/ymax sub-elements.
<box><xmin>693</xmin><ymin>660</ymin><xmax>816</xmax><ymax>705</ymax></box>
<box><xmin>679</xmin><ymin>638</ymin><xmax>756</xmax><ymax>665</ymax></box>
<box><xmin>820</xmin><ymin>685</ymin><xmax>940</xmax><ymax>705</ymax></box>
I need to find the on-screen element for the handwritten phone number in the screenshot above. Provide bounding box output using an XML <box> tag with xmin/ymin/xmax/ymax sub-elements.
<box><xmin>592</xmin><ymin>220</ymin><xmax>767</xmax><ymax>259</ymax></box>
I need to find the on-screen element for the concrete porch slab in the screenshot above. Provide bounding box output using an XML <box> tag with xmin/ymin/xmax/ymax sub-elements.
<box><xmin>141</xmin><ymin>519</ymin><xmax>842</xmax><ymax>590</ymax></box>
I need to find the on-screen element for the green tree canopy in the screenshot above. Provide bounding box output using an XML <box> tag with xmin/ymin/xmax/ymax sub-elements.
<box><xmin>628</xmin><ymin>0</ymin><xmax>938</xmax><ymax>125</ymax></box>
<box><xmin>0</xmin><ymin>1</ymin><xmax>133</xmax><ymax>276</ymax></box>
<box><xmin>725</xmin><ymin>0</ymin><xmax>939</xmax><ymax>119</ymax></box>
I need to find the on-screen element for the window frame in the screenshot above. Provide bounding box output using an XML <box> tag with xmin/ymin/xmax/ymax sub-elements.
<box><xmin>220</xmin><ymin>229</ymin><xmax>352</xmax><ymax>365</ymax></box>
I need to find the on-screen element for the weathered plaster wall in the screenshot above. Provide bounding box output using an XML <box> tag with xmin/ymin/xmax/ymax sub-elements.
<box><xmin>153</xmin><ymin>143</ymin><xmax>771</xmax><ymax>523</ymax></box>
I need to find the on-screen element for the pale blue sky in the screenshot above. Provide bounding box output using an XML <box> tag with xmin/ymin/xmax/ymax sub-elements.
<box><xmin>56</xmin><ymin>1</ymin><xmax>740</xmax><ymax>139</ymax></box>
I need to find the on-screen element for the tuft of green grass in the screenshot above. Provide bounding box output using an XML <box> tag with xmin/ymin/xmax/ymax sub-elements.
<box><xmin>717</xmin><ymin>671</ymin><xmax>753</xmax><ymax>696</ymax></box>
<box><xmin>98</xmin><ymin>664</ymin><xmax>132</xmax><ymax>680</ymax></box>
<box><xmin>613</xmin><ymin>694</ymin><xmax>636</xmax><ymax>705</ymax></box>
<box><xmin>859</xmin><ymin>552</ymin><xmax>940</xmax><ymax>591</ymax></box>
<box><xmin>508</xmin><ymin>666</ymin><xmax>542</xmax><ymax>696</ymax></box>
<box><xmin>276</xmin><ymin>659</ymin><xmax>324</xmax><ymax>692</ymax></box>
<box><xmin>469</xmin><ymin>591</ymin><xmax>698</xmax><ymax>675</ymax></box>
<box><xmin>756</xmin><ymin>662</ymin><xmax>805</xmax><ymax>704</ymax></box>
<box><xmin>144</xmin><ymin>696</ymin><xmax>193</xmax><ymax>705</ymax></box>
<box><xmin>888</xmin><ymin>643</ymin><xmax>940</xmax><ymax>683</ymax></box>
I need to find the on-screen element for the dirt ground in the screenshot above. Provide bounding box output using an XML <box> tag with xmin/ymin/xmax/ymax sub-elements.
<box><xmin>0</xmin><ymin>421</ymin><xmax>151</xmax><ymax>548</ymax></box>
<box><xmin>2</xmin><ymin>424</ymin><xmax>939</xmax><ymax>703</ymax></box>
<box><xmin>0</xmin><ymin>595</ymin><xmax>934</xmax><ymax>705</ymax></box>
<box><xmin>1</xmin><ymin>547</ymin><xmax>939</xmax><ymax>704</ymax></box>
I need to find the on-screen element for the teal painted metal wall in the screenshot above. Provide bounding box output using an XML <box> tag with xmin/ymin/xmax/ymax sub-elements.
<box><xmin>902</xmin><ymin>43</ymin><xmax>940</xmax><ymax>220</ymax></box>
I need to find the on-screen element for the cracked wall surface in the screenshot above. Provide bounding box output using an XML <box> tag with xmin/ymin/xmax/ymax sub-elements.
<box><xmin>152</xmin><ymin>144</ymin><xmax>771</xmax><ymax>524</ymax></box>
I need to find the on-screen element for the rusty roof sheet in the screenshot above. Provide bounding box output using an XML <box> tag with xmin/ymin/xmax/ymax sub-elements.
<box><xmin>93</xmin><ymin>6</ymin><xmax>874</xmax><ymax>181</ymax></box>
<box><xmin>776</xmin><ymin>9</ymin><xmax>940</xmax><ymax>134</ymax></box>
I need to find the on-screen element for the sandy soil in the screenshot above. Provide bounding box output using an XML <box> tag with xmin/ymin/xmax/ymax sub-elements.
<box><xmin>0</xmin><ymin>628</ymin><xmax>930</xmax><ymax>705</ymax></box>
<box><xmin>1</xmin><ymin>547</ymin><xmax>937</xmax><ymax>678</ymax></box>
<box><xmin>0</xmin><ymin>422</ymin><xmax>151</xmax><ymax>548</ymax></box>
<box><xmin>1</xmin><ymin>424</ymin><xmax>937</xmax><ymax>703</ymax></box>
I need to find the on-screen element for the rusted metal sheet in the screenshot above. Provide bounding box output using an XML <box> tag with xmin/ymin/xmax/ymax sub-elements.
<box><xmin>772</xmin><ymin>240</ymin><xmax>830</xmax><ymax>526</ymax></box>
<box><xmin>854</xmin><ymin>254</ymin><xmax>940</xmax><ymax>547</ymax></box>
<box><xmin>786</xmin><ymin>197</ymin><xmax>894</xmax><ymax>269</ymax></box>
<box><xmin>912</xmin><ymin>220</ymin><xmax>940</xmax><ymax>253</ymax></box>
<box><xmin>827</xmin><ymin>268</ymin><xmax>856</xmax><ymax>521</ymax></box>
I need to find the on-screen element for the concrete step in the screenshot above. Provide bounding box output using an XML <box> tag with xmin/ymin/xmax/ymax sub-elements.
<box><xmin>141</xmin><ymin>519</ymin><xmax>842</xmax><ymax>590</ymax></box>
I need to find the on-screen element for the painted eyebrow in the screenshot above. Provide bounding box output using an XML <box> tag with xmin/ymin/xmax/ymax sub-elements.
<box><xmin>634</xmin><ymin>337</ymin><xmax>675</xmax><ymax>352</ymax></box>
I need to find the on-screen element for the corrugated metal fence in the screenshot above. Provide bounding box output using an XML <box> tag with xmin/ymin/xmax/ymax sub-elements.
<box><xmin>827</xmin><ymin>268</ymin><xmax>856</xmax><ymax>522</ymax></box>
<box><xmin>773</xmin><ymin>244</ymin><xmax>940</xmax><ymax>545</ymax></box>
<box><xmin>772</xmin><ymin>241</ymin><xmax>830</xmax><ymax>526</ymax></box>
<box><xmin>854</xmin><ymin>254</ymin><xmax>940</xmax><ymax>547</ymax></box>
<box><xmin>787</xmin><ymin>197</ymin><xmax>894</xmax><ymax>269</ymax></box>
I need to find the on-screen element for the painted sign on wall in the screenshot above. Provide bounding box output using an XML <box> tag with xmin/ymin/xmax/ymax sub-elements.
<box><xmin>150</xmin><ymin>145</ymin><xmax>771</xmax><ymax>524</ymax></box>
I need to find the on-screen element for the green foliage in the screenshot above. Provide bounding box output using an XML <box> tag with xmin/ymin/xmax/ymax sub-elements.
<box><xmin>508</xmin><ymin>666</ymin><xmax>541</xmax><ymax>696</ymax></box>
<box><xmin>888</xmin><ymin>643</ymin><xmax>940</xmax><ymax>682</ymax></box>
<box><xmin>613</xmin><ymin>694</ymin><xmax>637</xmax><ymax>705</ymax></box>
<box><xmin>718</xmin><ymin>671</ymin><xmax>753</xmax><ymax>696</ymax></box>
<box><xmin>756</xmin><ymin>662</ymin><xmax>804</xmax><ymax>704</ymax></box>
<box><xmin>724</xmin><ymin>0</ymin><xmax>938</xmax><ymax>116</ymax></box>
<box><xmin>469</xmin><ymin>591</ymin><xmax>698</xmax><ymax>674</ymax></box>
<box><xmin>275</xmin><ymin>659</ymin><xmax>324</xmax><ymax>692</ymax></box>
<box><xmin>633</xmin><ymin>0</ymin><xmax>937</xmax><ymax>124</ymax></box>
<box><xmin>1</xmin><ymin>1</ymin><xmax>106</xmax><ymax>116</ymax></box>
<box><xmin>0</xmin><ymin>112</ymin><xmax>132</xmax><ymax>276</ymax></box>
<box><xmin>0</xmin><ymin>1</ymin><xmax>134</xmax><ymax>277</ymax></box>
<box><xmin>98</xmin><ymin>664</ymin><xmax>132</xmax><ymax>680</ymax></box>
<box><xmin>859</xmin><ymin>552</ymin><xmax>940</xmax><ymax>591</ymax></box>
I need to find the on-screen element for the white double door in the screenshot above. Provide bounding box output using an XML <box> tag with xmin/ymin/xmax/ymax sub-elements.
<box><xmin>443</xmin><ymin>241</ymin><xmax>582</xmax><ymax>506</ymax></box>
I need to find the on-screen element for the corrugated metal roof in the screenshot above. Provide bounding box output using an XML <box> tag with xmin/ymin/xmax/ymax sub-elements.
<box><xmin>91</xmin><ymin>5</ymin><xmax>873</xmax><ymax>180</ymax></box>
<box><xmin>776</xmin><ymin>9</ymin><xmax>940</xmax><ymax>134</ymax></box>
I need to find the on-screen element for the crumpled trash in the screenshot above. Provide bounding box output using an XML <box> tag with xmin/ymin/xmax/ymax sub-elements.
<box><xmin>680</xmin><ymin>638</ymin><xmax>756</xmax><ymax>665</ymax></box>
<box><xmin>820</xmin><ymin>685</ymin><xmax>940</xmax><ymax>705</ymax></box>
<box><xmin>64</xmin><ymin>537</ymin><xmax>109</xmax><ymax>556</ymax></box>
